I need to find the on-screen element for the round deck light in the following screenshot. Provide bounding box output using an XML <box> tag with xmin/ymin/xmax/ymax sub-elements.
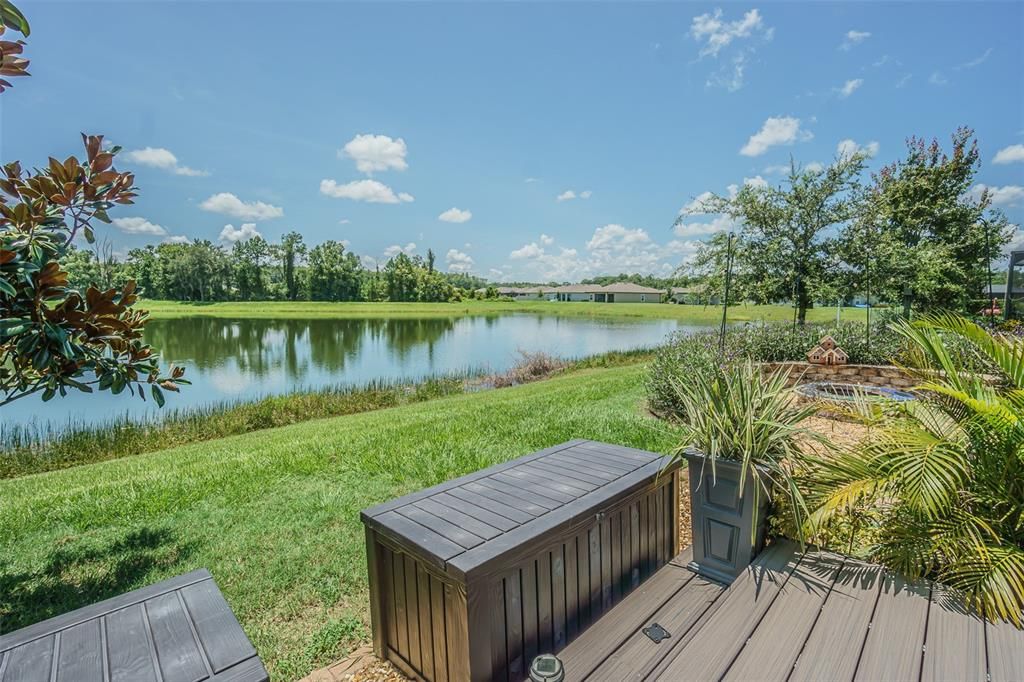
<box><xmin>529</xmin><ymin>653</ymin><xmax>565</xmax><ymax>682</ymax></box>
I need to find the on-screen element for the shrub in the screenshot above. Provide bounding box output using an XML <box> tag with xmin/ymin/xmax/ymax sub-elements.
<box><xmin>804</xmin><ymin>314</ymin><xmax>1024</xmax><ymax>625</ymax></box>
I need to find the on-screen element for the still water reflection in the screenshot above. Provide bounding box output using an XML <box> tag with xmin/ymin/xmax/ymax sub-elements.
<box><xmin>2</xmin><ymin>314</ymin><xmax>701</xmax><ymax>430</ymax></box>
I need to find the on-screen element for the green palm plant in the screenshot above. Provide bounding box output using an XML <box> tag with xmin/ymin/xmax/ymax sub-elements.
<box><xmin>805</xmin><ymin>313</ymin><xmax>1024</xmax><ymax>626</ymax></box>
<box><xmin>669</xmin><ymin>359</ymin><xmax>821</xmax><ymax>540</ymax></box>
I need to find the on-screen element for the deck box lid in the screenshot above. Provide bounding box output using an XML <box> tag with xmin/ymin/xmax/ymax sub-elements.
<box><xmin>0</xmin><ymin>569</ymin><xmax>268</xmax><ymax>682</ymax></box>
<box><xmin>361</xmin><ymin>439</ymin><xmax>678</xmax><ymax>581</ymax></box>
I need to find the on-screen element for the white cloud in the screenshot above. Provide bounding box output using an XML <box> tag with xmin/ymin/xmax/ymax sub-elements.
<box><xmin>122</xmin><ymin>147</ymin><xmax>209</xmax><ymax>177</ymax></box>
<box><xmin>383</xmin><ymin>242</ymin><xmax>417</xmax><ymax>258</ymax></box>
<box><xmin>973</xmin><ymin>184</ymin><xmax>1024</xmax><ymax>207</ymax></box>
<box><xmin>510</xmin><ymin>242</ymin><xmax>545</xmax><ymax>260</ymax></box>
<box><xmin>438</xmin><ymin>207</ymin><xmax>472</xmax><ymax>223</ymax></box>
<box><xmin>994</xmin><ymin>144</ymin><xmax>1024</xmax><ymax>165</ymax></box>
<box><xmin>341</xmin><ymin>134</ymin><xmax>408</xmax><ymax>173</ymax></box>
<box><xmin>200</xmin><ymin>192</ymin><xmax>283</xmax><ymax>220</ymax></box>
<box><xmin>957</xmin><ymin>48</ymin><xmax>992</xmax><ymax>70</ymax></box>
<box><xmin>445</xmin><ymin>249</ymin><xmax>474</xmax><ymax>273</ymax></box>
<box><xmin>895</xmin><ymin>73</ymin><xmax>913</xmax><ymax>88</ymax></box>
<box><xmin>681</xmin><ymin>191</ymin><xmax>717</xmax><ymax>214</ymax></box>
<box><xmin>929</xmin><ymin>71</ymin><xmax>948</xmax><ymax>86</ymax></box>
<box><xmin>218</xmin><ymin>223</ymin><xmax>261</xmax><ymax>243</ymax></box>
<box><xmin>525</xmin><ymin>177</ymin><xmax>540</xmax><ymax>183</ymax></box>
<box><xmin>805</xmin><ymin>161</ymin><xmax>825</xmax><ymax>173</ymax></box>
<box><xmin>690</xmin><ymin>8</ymin><xmax>768</xmax><ymax>58</ymax></box>
<box><xmin>763</xmin><ymin>164</ymin><xmax>789</xmax><ymax>175</ymax></box>
<box><xmin>743</xmin><ymin>174</ymin><xmax>768</xmax><ymax>189</ymax></box>
<box><xmin>163</xmin><ymin>235</ymin><xmax>191</xmax><ymax>245</ymax></box>
<box><xmin>557</xmin><ymin>190</ymin><xmax>576</xmax><ymax>201</ymax></box>
<box><xmin>838</xmin><ymin>78</ymin><xmax>864</xmax><ymax>98</ymax></box>
<box><xmin>690</xmin><ymin>8</ymin><xmax>772</xmax><ymax>91</ymax></box>
<box><xmin>398</xmin><ymin>192</ymin><xmax>415</xmax><ymax>203</ymax></box>
<box><xmin>674</xmin><ymin>214</ymin><xmax>735</xmax><ymax>238</ymax></box>
<box><xmin>540</xmin><ymin>234</ymin><xmax>554</xmax><ymax>246</ymax></box>
<box><xmin>586</xmin><ymin>224</ymin><xmax>652</xmax><ymax>251</ymax></box>
<box><xmin>837</xmin><ymin>139</ymin><xmax>880</xmax><ymax>159</ymax></box>
<box><xmin>319</xmin><ymin>179</ymin><xmax>414</xmax><ymax>204</ymax></box>
<box><xmin>111</xmin><ymin>217</ymin><xmax>167</xmax><ymax>236</ymax></box>
<box><xmin>338</xmin><ymin>218</ymin><xmax>351</xmax><ymax>225</ymax></box>
<box><xmin>741</xmin><ymin>116</ymin><xmax>812</xmax><ymax>156</ymax></box>
<box><xmin>580</xmin><ymin>190</ymin><xmax>593</xmax><ymax>199</ymax></box>
<box><xmin>840</xmin><ymin>30</ymin><xmax>871</xmax><ymax>50</ymax></box>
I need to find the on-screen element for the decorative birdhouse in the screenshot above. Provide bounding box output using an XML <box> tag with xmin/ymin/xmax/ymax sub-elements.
<box><xmin>807</xmin><ymin>336</ymin><xmax>848</xmax><ymax>365</ymax></box>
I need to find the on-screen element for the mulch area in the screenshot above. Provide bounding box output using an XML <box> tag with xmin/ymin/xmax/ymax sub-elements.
<box><xmin>304</xmin><ymin>413</ymin><xmax>868</xmax><ymax>682</ymax></box>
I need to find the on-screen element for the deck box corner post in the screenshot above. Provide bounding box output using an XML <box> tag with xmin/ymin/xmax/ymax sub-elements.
<box><xmin>671</xmin><ymin>468</ymin><xmax>682</xmax><ymax>557</ymax></box>
<box><xmin>682</xmin><ymin>448</ymin><xmax>769</xmax><ymax>583</ymax></box>
<box><xmin>364</xmin><ymin>526</ymin><xmax>387</xmax><ymax>658</ymax></box>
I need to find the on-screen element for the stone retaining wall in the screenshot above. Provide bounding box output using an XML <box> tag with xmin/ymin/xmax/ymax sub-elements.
<box><xmin>761</xmin><ymin>361</ymin><xmax>916</xmax><ymax>390</ymax></box>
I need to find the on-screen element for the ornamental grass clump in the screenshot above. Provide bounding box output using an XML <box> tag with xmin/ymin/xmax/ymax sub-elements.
<box><xmin>669</xmin><ymin>359</ymin><xmax>822</xmax><ymax>541</ymax></box>
<box><xmin>805</xmin><ymin>313</ymin><xmax>1024</xmax><ymax>626</ymax></box>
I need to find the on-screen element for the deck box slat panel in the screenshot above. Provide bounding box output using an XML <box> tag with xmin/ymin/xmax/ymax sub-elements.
<box><xmin>362</xmin><ymin>440</ymin><xmax>680</xmax><ymax>681</ymax></box>
<box><xmin>543</xmin><ymin>452</ymin><xmax>627</xmax><ymax>479</ymax></box>
<box><xmin>143</xmin><ymin>592</ymin><xmax>208</xmax><ymax>682</ymax></box>
<box><xmin>429</xmin><ymin>491</ymin><xmax>520</xmax><ymax>531</ymax></box>
<box><xmin>1</xmin><ymin>634</ymin><xmax>53</xmax><ymax>682</ymax></box>
<box><xmin>412</xmin><ymin>498</ymin><xmax>503</xmax><ymax>540</ymax></box>
<box><xmin>462</xmin><ymin>477</ymin><xmax>552</xmax><ymax>509</ymax></box>
<box><xmin>428</xmin><ymin>574</ymin><xmax>448</xmax><ymax>682</ymax></box>
<box><xmin>443</xmin><ymin>487</ymin><xmax>535</xmax><ymax>523</ymax></box>
<box><xmin>179</xmin><ymin>580</ymin><xmax>257</xmax><ymax>674</ymax></box>
<box><xmin>521</xmin><ymin>460</ymin><xmax>607</xmax><ymax>487</ymax></box>
<box><xmin>55</xmin><ymin>619</ymin><xmax>104</xmax><ymax>682</ymax></box>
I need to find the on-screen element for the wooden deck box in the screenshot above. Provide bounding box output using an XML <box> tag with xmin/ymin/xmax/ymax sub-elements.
<box><xmin>361</xmin><ymin>439</ymin><xmax>680</xmax><ymax>682</ymax></box>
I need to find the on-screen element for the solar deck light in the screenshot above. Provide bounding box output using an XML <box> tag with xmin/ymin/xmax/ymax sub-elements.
<box><xmin>529</xmin><ymin>653</ymin><xmax>565</xmax><ymax>682</ymax></box>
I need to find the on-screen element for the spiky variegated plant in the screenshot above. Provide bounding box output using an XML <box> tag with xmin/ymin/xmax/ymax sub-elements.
<box><xmin>669</xmin><ymin>360</ymin><xmax>821</xmax><ymax>542</ymax></box>
<box><xmin>806</xmin><ymin>313</ymin><xmax>1024</xmax><ymax>626</ymax></box>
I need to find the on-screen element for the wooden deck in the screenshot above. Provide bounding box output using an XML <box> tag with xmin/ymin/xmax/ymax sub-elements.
<box><xmin>558</xmin><ymin>540</ymin><xmax>1024</xmax><ymax>681</ymax></box>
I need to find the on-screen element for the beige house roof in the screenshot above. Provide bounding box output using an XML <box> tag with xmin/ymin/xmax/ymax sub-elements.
<box><xmin>600</xmin><ymin>282</ymin><xmax>666</xmax><ymax>295</ymax></box>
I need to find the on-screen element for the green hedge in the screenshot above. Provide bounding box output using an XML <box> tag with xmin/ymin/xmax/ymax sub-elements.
<box><xmin>646</xmin><ymin>320</ymin><xmax>907</xmax><ymax>417</ymax></box>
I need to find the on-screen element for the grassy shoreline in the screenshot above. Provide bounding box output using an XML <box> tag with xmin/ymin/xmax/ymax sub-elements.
<box><xmin>0</xmin><ymin>362</ymin><xmax>678</xmax><ymax>680</ymax></box>
<box><xmin>141</xmin><ymin>299</ymin><xmax>871</xmax><ymax>324</ymax></box>
<box><xmin>0</xmin><ymin>349</ymin><xmax>652</xmax><ymax>479</ymax></box>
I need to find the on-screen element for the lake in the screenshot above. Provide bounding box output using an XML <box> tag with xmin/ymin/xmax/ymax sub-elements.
<box><xmin>1</xmin><ymin>314</ymin><xmax>704</xmax><ymax>432</ymax></box>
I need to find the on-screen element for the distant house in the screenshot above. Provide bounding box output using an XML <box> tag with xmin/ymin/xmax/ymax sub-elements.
<box><xmin>553</xmin><ymin>282</ymin><xmax>665</xmax><ymax>303</ymax></box>
<box><xmin>492</xmin><ymin>286</ymin><xmax>557</xmax><ymax>300</ymax></box>
<box><xmin>670</xmin><ymin>286</ymin><xmax>720</xmax><ymax>305</ymax></box>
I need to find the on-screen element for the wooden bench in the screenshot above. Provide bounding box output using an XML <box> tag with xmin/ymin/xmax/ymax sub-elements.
<box><xmin>361</xmin><ymin>439</ymin><xmax>681</xmax><ymax>682</ymax></box>
<box><xmin>0</xmin><ymin>569</ymin><xmax>267</xmax><ymax>682</ymax></box>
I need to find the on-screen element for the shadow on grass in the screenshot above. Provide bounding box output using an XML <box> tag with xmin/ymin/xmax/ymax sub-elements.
<box><xmin>0</xmin><ymin>526</ymin><xmax>196</xmax><ymax>634</ymax></box>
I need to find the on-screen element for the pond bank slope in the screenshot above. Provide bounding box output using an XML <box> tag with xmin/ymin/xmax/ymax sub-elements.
<box><xmin>0</xmin><ymin>363</ymin><xmax>679</xmax><ymax>680</ymax></box>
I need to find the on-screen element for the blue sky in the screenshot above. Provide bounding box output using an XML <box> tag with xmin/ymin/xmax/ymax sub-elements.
<box><xmin>4</xmin><ymin>1</ymin><xmax>1023</xmax><ymax>282</ymax></box>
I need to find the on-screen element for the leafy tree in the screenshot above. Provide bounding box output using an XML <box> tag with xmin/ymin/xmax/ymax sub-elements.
<box><xmin>383</xmin><ymin>253</ymin><xmax>419</xmax><ymax>302</ymax></box>
<box><xmin>0</xmin><ymin>4</ymin><xmax>185</xmax><ymax>408</ymax></box>
<box><xmin>857</xmin><ymin>128</ymin><xmax>1011</xmax><ymax>315</ymax></box>
<box><xmin>307</xmin><ymin>240</ymin><xmax>362</xmax><ymax>301</ymax></box>
<box><xmin>276</xmin><ymin>231</ymin><xmax>307</xmax><ymax>301</ymax></box>
<box><xmin>685</xmin><ymin>156</ymin><xmax>866</xmax><ymax>324</ymax></box>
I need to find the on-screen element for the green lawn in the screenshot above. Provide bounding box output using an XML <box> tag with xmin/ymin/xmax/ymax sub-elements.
<box><xmin>0</xmin><ymin>363</ymin><xmax>680</xmax><ymax>680</ymax></box>
<box><xmin>141</xmin><ymin>298</ymin><xmax>870</xmax><ymax>324</ymax></box>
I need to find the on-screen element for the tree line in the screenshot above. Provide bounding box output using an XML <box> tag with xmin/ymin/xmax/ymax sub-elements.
<box><xmin>62</xmin><ymin>236</ymin><xmax>489</xmax><ymax>303</ymax></box>
<box><xmin>684</xmin><ymin>128</ymin><xmax>1013</xmax><ymax>323</ymax></box>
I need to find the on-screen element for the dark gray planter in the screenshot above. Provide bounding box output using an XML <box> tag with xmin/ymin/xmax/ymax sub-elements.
<box><xmin>682</xmin><ymin>447</ymin><xmax>769</xmax><ymax>583</ymax></box>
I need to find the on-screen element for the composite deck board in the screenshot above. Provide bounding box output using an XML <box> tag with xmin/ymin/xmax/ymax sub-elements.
<box><xmin>853</xmin><ymin>573</ymin><xmax>931</xmax><ymax>681</ymax></box>
<box><xmin>723</xmin><ymin>551</ymin><xmax>843</xmax><ymax>681</ymax></box>
<box><xmin>588</xmin><ymin>574</ymin><xmax>724</xmax><ymax>681</ymax></box>
<box><xmin>921</xmin><ymin>583</ymin><xmax>987</xmax><ymax>682</ymax></box>
<box><xmin>986</xmin><ymin>615</ymin><xmax>1024</xmax><ymax>682</ymax></box>
<box><xmin>558</xmin><ymin>552</ymin><xmax>696</xmax><ymax>681</ymax></box>
<box><xmin>412</xmin><ymin>498</ymin><xmax>503</xmax><ymax>540</ymax></box>
<box><xmin>654</xmin><ymin>542</ymin><xmax>802</xmax><ymax>680</ymax></box>
<box><xmin>789</xmin><ymin>560</ymin><xmax>883</xmax><ymax>682</ymax></box>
